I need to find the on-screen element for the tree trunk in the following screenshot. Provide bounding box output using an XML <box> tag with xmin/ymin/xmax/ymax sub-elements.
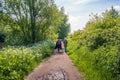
<box><xmin>30</xmin><ymin>0</ymin><xmax>36</xmax><ymax>43</ymax></box>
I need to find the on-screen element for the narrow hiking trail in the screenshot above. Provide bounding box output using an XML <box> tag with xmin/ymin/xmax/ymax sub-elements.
<box><xmin>25</xmin><ymin>42</ymin><xmax>83</xmax><ymax>80</ymax></box>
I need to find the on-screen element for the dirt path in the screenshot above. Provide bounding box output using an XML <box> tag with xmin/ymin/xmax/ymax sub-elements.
<box><xmin>25</xmin><ymin>43</ymin><xmax>83</xmax><ymax>80</ymax></box>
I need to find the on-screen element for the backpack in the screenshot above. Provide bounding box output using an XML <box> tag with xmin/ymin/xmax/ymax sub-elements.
<box><xmin>57</xmin><ymin>40</ymin><xmax>61</xmax><ymax>45</ymax></box>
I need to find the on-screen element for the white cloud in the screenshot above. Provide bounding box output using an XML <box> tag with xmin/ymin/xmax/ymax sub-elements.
<box><xmin>113</xmin><ymin>5</ymin><xmax>120</xmax><ymax>11</ymax></box>
<box><xmin>74</xmin><ymin>0</ymin><xmax>99</xmax><ymax>5</ymax></box>
<box><xmin>68</xmin><ymin>15</ymin><xmax>89</xmax><ymax>33</ymax></box>
<box><xmin>55</xmin><ymin>0</ymin><xmax>119</xmax><ymax>33</ymax></box>
<box><xmin>55</xmin><ymin>0</ymin><xmax>99</xmax><ymax>33</ymax></box>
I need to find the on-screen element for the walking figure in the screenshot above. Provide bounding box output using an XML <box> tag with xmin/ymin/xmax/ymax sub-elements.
<box><xmin>63</xmin><ymin>38</ymin><xmax>67</xmax><ymax>52</ymax></box>
<box><xmin>55</xmin><ymin>39</ymin><xmax>62</xmax><ymax>53</ymax></box>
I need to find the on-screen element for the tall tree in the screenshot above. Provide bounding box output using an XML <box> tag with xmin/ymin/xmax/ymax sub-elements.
<box><xmin>1</xmin><ymin>0</ymin><xmax>65</xmax><ymax>44</ymax></box>
<box><xmin>58</xmin><ymin>7</ymin><xmax>70</xmax><ymax>39</ymax></box>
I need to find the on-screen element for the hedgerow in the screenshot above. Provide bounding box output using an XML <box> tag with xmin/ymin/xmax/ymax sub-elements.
<box><xmin>0</xmin><ymin>40</ymin><xmax>54</xmax><ymax>80</ymax></box>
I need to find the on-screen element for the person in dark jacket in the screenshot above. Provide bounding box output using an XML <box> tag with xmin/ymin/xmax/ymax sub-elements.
<box><xmin>55</xmin><ymin>39</ymin><xmax>62</xmax><ymax>53</ymax></box>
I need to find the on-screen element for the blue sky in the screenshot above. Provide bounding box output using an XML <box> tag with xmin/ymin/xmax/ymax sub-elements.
<box><xmin>54</xmin><ymin>0</ymin><xmax>120</xmax><ymax>33</ymax></box>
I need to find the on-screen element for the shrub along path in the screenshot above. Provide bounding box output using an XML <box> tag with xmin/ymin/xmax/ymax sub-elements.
<box><xmin>25</xmin><ymin>44</ymin><xmax>82</xmax><ymax>80</ymax></box>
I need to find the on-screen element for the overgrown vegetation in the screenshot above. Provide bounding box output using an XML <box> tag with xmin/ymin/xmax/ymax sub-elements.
<box><xmin>0</xmin><ymin>40</ymin><xmax>54</xmax><ymax>80</ymax></box>
<box><xmin>68</xmin><ymin>7</ymin><xmax>120</xmax><ymax>80</ymax></box>
<box><xmin>0</xmin><ymin>0</ymin><xmax>70</xmax><ymax>80</ymax></box>
<box><xmin>0</xmin><ymin>0</ymin><xmax>70</xmax><ymax>45</ymax></box>
<box><xmin>0</xmin><ymin>0</ymin><xmax>70</xmax><ymax>79</ymax></box>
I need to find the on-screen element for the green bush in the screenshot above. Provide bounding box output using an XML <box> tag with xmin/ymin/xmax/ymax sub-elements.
<box><xmin>67</xmin><ymin>7</ymin><xmax>120</xmax><ymax>80</ymax></box>
<box><xmin>0</xmin><ymin>40</ymin><xmax>54</xmax><ymax>80</ymax></box>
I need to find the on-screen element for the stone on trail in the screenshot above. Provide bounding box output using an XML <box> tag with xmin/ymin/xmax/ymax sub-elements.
<box><xmin>37</xmin><ymin>69</ymin><xmax>69</xmax><ymax>80</ymax></box>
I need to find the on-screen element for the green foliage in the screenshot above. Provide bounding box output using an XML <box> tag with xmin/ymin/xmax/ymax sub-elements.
<box><xmin>0</xmin><ymin>0</ymin><xmax>69</xmax><ymax>44</ymax></box>
<box><xmin>68</xmin><ymin>7</ymin><xmax>120</xmax><ymax>80</ymax></box>
<box><xmin>58</xmin><ymin>7</ymin><xmax>71</xmax><ymax>39</ymax></box>
<box><xmin>0</xmin><ymin>33</ymin><xmax>5</xmax><ymax>42</ymax></box>
<box><xmin>0</xmin><ymin>40</ymin><xmax>54</xmax><ymax>80</ymax></box>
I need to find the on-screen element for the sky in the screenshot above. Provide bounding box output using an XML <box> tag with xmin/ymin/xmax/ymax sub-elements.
<box><xmin>54</xmin><ymin>0</ymin><xmax>120</xmax><ymax>33</ymax></box>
